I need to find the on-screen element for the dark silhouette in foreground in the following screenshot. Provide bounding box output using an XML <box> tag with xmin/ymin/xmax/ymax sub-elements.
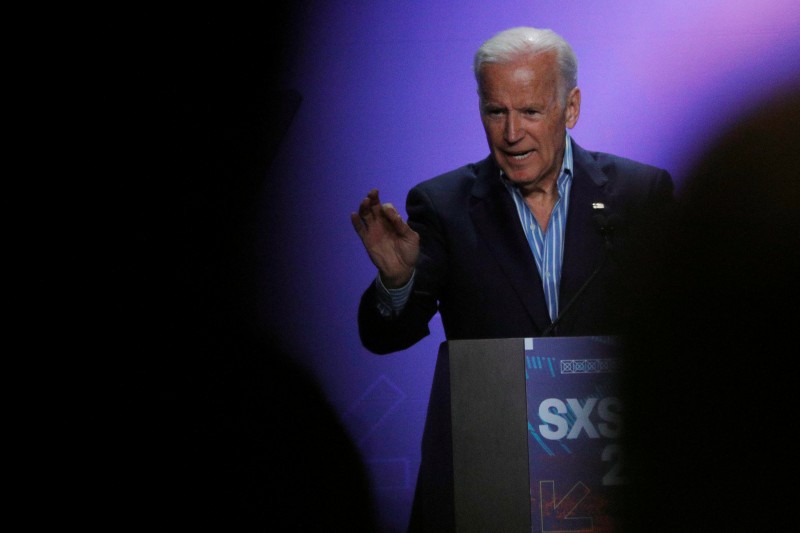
<box><xmin>100</xmin><ymin>12</ymin><xmax>380</xmax><ymax>531</ymax></box>
<box><xmin>620</xmin><ymin>85</ymin><xmax>800</xmax><ymax>532</ymax></box>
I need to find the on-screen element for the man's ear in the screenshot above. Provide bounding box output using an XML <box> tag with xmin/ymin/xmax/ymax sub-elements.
<box><xmin>565</xmin><ymin>87</ymin><xmax>581</xmax><ymax>129</ymax></box>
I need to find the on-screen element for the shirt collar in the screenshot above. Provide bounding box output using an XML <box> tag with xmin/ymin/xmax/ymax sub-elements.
<box><xmin>558</xmin><ymin>131</ymin><xmax>574</xmax><ymax>192</ymax></box>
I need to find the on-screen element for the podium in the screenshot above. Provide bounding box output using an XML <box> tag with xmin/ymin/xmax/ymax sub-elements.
<box><xmin>418</xmin><ymin>336</ymin><xmax>623</xmax><ymax>533</ymax></box>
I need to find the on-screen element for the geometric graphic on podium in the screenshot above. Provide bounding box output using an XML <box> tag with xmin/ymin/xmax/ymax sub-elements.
<box><xmin>561</xmin><ymin>358</ymin><xmax>619</xmax><ymax>374</ymax></box>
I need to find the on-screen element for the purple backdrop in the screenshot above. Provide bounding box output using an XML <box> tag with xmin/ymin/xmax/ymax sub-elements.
<box><xmin>257</xmin><ymin>2</ymin><xmax>800</xmax><ymax>530</ymax></box>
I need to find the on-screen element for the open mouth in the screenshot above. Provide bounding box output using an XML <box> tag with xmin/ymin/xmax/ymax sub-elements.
<box><xmin>509</xmin><ymin>150</ymin><xmax>534</xmax><ymax>161</ymax></box>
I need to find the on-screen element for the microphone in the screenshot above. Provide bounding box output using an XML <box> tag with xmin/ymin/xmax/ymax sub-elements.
<box><xmin>592</xmin><ymin>202</ymin><xmax>620</xmax><ymax>250</ymax></box>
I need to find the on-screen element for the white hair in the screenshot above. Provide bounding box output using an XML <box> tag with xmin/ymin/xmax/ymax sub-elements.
<box><xmin>473</xmin><ymin>27</ymin><xmax>578</xmax><ymax>103</ymax></box>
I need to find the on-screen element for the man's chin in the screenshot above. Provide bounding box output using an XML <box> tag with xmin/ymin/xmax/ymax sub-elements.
<box><xmin>502</xmin><ymin>171</ymin><xmax>538</xmax><ymax>187</ymax></box>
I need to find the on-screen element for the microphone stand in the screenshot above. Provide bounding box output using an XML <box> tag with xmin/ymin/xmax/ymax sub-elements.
<box><xmin>541</xmin><ymin>214</ymin><xmax>615</xmax><ymax>337</ymax></box>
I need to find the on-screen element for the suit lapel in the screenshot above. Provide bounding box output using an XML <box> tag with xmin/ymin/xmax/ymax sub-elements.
<box><xmin>560</xmin><ymin>141</ymin><xmax>610</xmax><ymax>311</ymax></box>
<box><xmin>469</xmin><ymin>157</ymin><xmax>552</xmax><ymax>333</ymax></box>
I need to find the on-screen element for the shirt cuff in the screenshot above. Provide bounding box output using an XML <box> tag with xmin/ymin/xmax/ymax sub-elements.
<box><xmin>374</xmin><ymin>270</ymin><xmax>416</xmax><ymax>317</ymax></box>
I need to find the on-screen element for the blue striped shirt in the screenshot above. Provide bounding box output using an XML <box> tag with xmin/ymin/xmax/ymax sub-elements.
<box><xmin>375</xmin><ymin>133</ymin><xmax>573</xmax><ymax>320</ymax></box>
<box><xmin>501</xmin><ymin>133</ymin><xmax>573</xmax><ymax>322</ymax></box>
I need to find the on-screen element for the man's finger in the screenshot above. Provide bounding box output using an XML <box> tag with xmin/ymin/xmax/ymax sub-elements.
<box><xmin>358</xmin><ymin>195</ymin><xmax>376</xmax><ymax>219</ymax></box>
<box><xmin>382</xmin><ymin>202</ymin><xmax>398</xmax><ymax>217</ymax></box>
<box><xmin>350</xmin><ymin>212</ymin><xmax>366</xmax><ymax>236</ymax></box>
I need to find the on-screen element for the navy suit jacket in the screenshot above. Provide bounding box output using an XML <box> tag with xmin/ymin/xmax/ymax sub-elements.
<box><xmin>358</xmin><ymin>139</ymin><xmax>675</xmax><ymax>354</ymax></box>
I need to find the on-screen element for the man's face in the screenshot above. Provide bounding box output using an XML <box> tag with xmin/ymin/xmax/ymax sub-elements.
<box><xmin>478</xmin><ymin>52</ymin><xmax>580</xmax><ymax>189</ymax></box>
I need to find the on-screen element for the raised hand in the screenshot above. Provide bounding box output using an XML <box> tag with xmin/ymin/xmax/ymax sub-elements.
<box><xmin>351</xmin><ymin>189</ymin><xmax>420</xmax><ymax>288</ymax></box>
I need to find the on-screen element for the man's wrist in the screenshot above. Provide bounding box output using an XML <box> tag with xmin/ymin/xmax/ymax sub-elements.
<box><xmin>378</xmin><ymin>269</ymin><xmax>414</xmax><ymax>289</ymax></box>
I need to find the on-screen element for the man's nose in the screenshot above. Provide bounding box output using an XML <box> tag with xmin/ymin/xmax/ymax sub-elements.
<box><xmin>503</xmin><ymin>113</ymin><xmax>524</xmax><ymax>143</ymax></box>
